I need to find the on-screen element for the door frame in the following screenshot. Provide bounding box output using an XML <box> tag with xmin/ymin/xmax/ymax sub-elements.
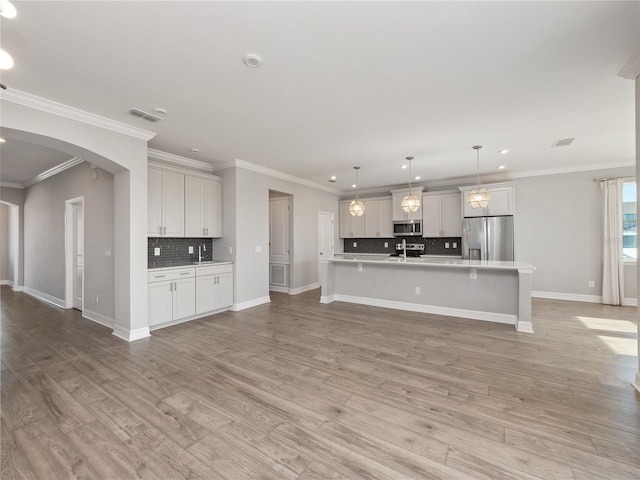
<box><xmin>64</xmin><ymin>196</ymin><xmax>84</xmax><ymax>310</ymax></box>
<box><xmin>318</xmin><ymin>211</ymin><xmax>335</xmax><ymax>280</ymax></box>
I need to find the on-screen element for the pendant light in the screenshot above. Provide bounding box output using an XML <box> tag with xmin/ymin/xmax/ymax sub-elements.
<box><xmin>401</xmin><ymin>156</ymin><xmax>420</xmax><ymax>213</ymax></box>
<box><xmin>348</xmin><ymin>166</ymin><xmax>365</xmax><ymax>217</ymax></box>
<box><xmin>0</xmin><ymin>1</ymin><xmax>16</xmax><ymax>71</ymax></box>
<box><xmin>466</xmin><ymin>145</ymin><xmax>491</xmax><ymax>208</ymax></box>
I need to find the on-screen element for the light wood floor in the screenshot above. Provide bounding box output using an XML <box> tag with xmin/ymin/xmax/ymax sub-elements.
<box><xmin>1</xmin><ymin>285</ymin><xmax>639</xmax><ymax>479</ymax></box>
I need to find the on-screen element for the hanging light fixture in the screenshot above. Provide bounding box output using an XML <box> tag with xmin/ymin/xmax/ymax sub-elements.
<box><xmin>401</xmin><ymin>156</ymin><xmax>420</xmax><ymax>213</ymax></box>
<box><xmin>0</xmin><ymin>1</ymin><xmax>16</xmax><ymax>71</ymax></box>
<box><xmin>348</xmin><ymin>166</ymin><xmax>365</xmax><ymax>217</ymax></box>
<box><xmin>466</xmin><ymin>145</ymin><xmax>491</xmax><ymax>208</ymax></box>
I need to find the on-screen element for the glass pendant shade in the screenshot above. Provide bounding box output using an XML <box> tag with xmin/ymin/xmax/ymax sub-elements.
<box><xmin>0</xmin><ymin>49</ymin><xmax>13</xmax><ymax>70</ymax></box>
<box><xmin>349</xmin><ymin>166</ymin><xmax>365</xmax><ymax>217</ymax></box>
<box><xmin>349</xmin><ymin>199</ymin><xmax>365</xmax><ymax>217</ymax></box>
<box><xmin>401</xmin><ymin>193</ymin><xmax>420</xmax><ymax>213</ymax></box>
<box><xmin>467</xmin><ymin>145</ymin><xmax>490</xmax><ymax>209</ymax></box>
<box><xmin>466</xmin><ymin>188</ymin><xmax>491</xmax><ymax>208</ymax></box>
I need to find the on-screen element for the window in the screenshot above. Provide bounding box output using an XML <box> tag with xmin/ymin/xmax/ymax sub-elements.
<box><xmin>622</xmin><ymin>181</ymin><xmax>636</xmax><ymax>261</ymax></box>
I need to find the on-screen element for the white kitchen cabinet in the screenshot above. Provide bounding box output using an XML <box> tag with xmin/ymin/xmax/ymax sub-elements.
<box><xmin>147</xmin><ymin>268</ymin><xmax>196</xmax><ymax>326</ymax></box>
<box><xmin>185</xmin><ymin>176</ymin><xmax>223</xmax><ymax>237</ymax></box>
<box><xmin>339</xmin><ymin>202</ymin><xmax>365</xmax><ymax>238</ymax></box>
<box><xmin>460</xmin><ymin>185</ymin><xmax>515</xmax><ymax>218</ymax></box>
<box><xmin>195</xmin><ymin>264</ymin><xmax>234</xmax><ymax>314</ymax></box>
<box><xmin>148</xmin><ymin>168</ymin><xmax>185</xmax><ymax>237</ymax></box>
<box><xmin>422</xmin><ymin>192</ymin><xmax>462</xmax><ymax>237</ymax></box>
<box><xmin>391</xmin><ymin>187</ymin><xmax>424</xmax><ymax>221</ymax></box>
<box><xmin>363</xmin><ymin>197</ymin><xmax>394</xmax><ymax>238</ymax></box>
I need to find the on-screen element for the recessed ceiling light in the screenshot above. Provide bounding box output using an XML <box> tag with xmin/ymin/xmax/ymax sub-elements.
<box><xmin>0</xmin><ymin>0</ymin><xmax>17</xmax><ymax>19</ymax></box>
<box><xmin>243</xmin><ymin>54</ymin><xmax>262</xmax><ymax>68</ymax></box>
<box><xmin>415</xmin><ymin>176</ymin><xmax>421</xmax><ymax>180</ymax></box>
<box><xmin>401</xmin><ymin>165</ymin><xmax>408</xmax><ymax>169</ymax></box>
<box><xmin>0</xmin><ymin>138</ymin><xmax>5</xmax><ymax>143</ymax></box>
<box><xmin>0</xmin><ymin>49</ymin><xmax>14</xmax><ymax>69</ymax></box>
<box><xmin>499</xmin><ymin>149</ymin><xmax>509</xmax><ymax>154</ymax></box>
<box><xmin>330</xmin><ymin>175</ymin><xmax>336</xmax><ymax>180</ymax></box>
<box><xmin>154</xmin><ymin>107</ymin><xmax>168</xmax><ymax>115</ymax></box>
<box><xmin>497</xmin><ymin>165</ymin><xmax>506</xmax><ymax>170</ymax></box>
<box><xmin>352</xmin><ymin>184</ymin><xmax>356</xmax><ymax>188</ymax></box>
<box><xmin>189</xmin><ymin>148</ymin><xmax>200</xmax><ymax>153</ymax></box>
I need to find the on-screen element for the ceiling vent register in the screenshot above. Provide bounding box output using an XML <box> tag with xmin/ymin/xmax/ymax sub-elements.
<box><xmin>128</xmin><ymin>108</ymin><xmax>163</xmax><ymax>123</ymax></box>
<box><xmin>552</xmin><ymin>138</ymin><xmax>574</xmax><ymax>147</ymax></box>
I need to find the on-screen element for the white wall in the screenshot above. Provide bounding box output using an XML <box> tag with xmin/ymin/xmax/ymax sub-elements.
<box><xmin>215</xmin><ymin>165</ymin><xmax>340</xmax><ymax>307</ymax></box>
<box><xmin>23</xmin><ymin>162</ymin><xmax>115</xmax><ymax>319</ymax></box>
<box><xmin>513</xmin><ymin>165</ymin><xmax>636</xmax><ymax>300</ymax></box>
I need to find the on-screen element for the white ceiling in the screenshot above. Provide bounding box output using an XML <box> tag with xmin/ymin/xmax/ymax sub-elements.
<box><xmin>0</xmin><ymin>1</ymin><xmax>638</xmax><ymax>192</ymax></box>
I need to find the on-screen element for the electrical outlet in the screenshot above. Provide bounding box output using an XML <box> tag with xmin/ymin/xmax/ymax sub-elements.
<box><xmin>154</xmin><ymin>247</ymin><xmax>161</xmax><ymax>256</ymax></box>
<box><xmin>453</xmin><ymin>242</ymin><xmax>457</xmax><ymax>248</ymax></box>
<box><xmin>415</xmin><ymin>287</ymin><xmax>421</xmax><ymax>294</ymax></box>
<box><xmin>445</xmin><ymin>242</ymin><xmax>450</xmax><ymax>249</ymax></box>
<box><xmin>384</xmin><ymin>242</ymin><xmax>388</xmax><ymax>248</ymax></box>
<box><xmin>188</xmin><ymin>246</ymin><xmax>194</xmax><ymax>254</ymax></box>
<box><xmin>229</xmin><ymin>246</ymin><xmax>233</xmax><ymax>254</ymax></box>
<box><xmin>104</xmin><ymin>248</ymin><xmax>111</xmax><ymax>258</ymax></box>
<box><xmin>353</xmin><ymin>242</ymin><xmax>357</xmax><ymax>248</ymax></box>
<box><xmin>470</xmin><ymin>268</ymin><xmax>477</xmax><ymax>280</ymax></box>
<box><xmin>589</xmin><ymin>281</ymin><xmax>595</xmax><ymax>288</ymax></box>
<box><xmin>357</xmin><ymin>262</ymin><xmax>363</xmax><ymax>272</ymax></box>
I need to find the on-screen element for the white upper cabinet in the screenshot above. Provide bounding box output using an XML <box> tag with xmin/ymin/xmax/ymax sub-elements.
<box><xmin>149</xmin><ymin>164</ymin><xmax>223</xmax><ymax>238</ymax></box>
<box><xmin>185</xmin><ymin>176</ymin><xmax>223</xmax><ymax>237</ymax></box>
<box><xmin>422</xmin><ymin>192</ymin><xmax>462</xmax><ymax>237</ymax></box>
<box><xmin>460</xmin><ymin>185</ymin><xmax>515</xmax><ymax>217</ymax></box>
<box><xmin>148</xmin><ymin>168</ymin><xmax>185</xmax><ymax>237</ymax></box>
<box><xmin>339</xmin><ymin>201</ymin><xmax>365</xmax><ymax>238</ymax></box>
<box><xmin>391</xmin><ymin>187</ymin><xmax>424</xmax><ymax>221</ymax></box>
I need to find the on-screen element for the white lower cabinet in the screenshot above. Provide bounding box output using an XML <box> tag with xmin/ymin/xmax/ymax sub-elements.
<box><xmin>148</xmin><ymin>263</ymin><xmax>233</xmax><ymax>329</ymax></box>
<box><xmin>147</xmin><ymin>268</ymin><xmax>196</xmax><ymax>327</ymax></box>
<box><xmin>195</xmin><ymin>264</ymin><xmax>234</xmax><ymax>314</ymax></box>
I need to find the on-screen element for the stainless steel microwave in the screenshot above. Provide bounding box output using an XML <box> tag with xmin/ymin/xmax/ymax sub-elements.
<box><xmin>393</xmin><ymin>220</ymin><xmax>422</xmax><ymax>237</ymax></box>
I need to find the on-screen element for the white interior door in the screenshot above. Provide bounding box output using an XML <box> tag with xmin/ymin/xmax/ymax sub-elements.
<box><xmin>318</xmin><ymin>211</ymin><xmax>334</xmax><ymax>265</ymax></box>
<box><xmin>72</xmin><ymin>202</ymin><xmax>84</xmax><ymax>310</ymax></box>
<box><xmin>269</xmin><ymin>197</ymin><xmax>290</xmax><ymax>264</ymax></box>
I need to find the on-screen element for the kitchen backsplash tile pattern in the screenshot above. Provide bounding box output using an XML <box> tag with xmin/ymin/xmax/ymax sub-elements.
<box><xmin>148</xmin><ymin>237</ymin><xmax>213</xmax><ymax>268</ymax></box>
<box><xmin>343</xmin><ymin>237</ymin><xmax>462</xmax><ymax>256</ymax></box>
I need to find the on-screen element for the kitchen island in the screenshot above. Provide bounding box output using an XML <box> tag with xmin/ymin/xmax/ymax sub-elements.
<box><xmin>320</xmin><ymin>256</ymin><xmax>535</xmax><ymax>332</ymax></box>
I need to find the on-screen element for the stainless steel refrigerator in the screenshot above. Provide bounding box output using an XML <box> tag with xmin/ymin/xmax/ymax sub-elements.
<box><xmin>462</xmin><ymin>215</ymin><xmax>514</xmax><ymax>261</ymax></box>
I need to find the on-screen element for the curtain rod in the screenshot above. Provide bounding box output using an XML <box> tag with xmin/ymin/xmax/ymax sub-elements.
<box><xmin>592</xmin><ymin>176</ymin><xmax>634</xmax><ymax>182</ymax></box>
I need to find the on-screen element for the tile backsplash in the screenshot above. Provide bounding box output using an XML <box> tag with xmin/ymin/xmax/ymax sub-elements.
<box><xmin>343</xmin><ymin>237</ymin><xmax>462</xmax><ymax>256</ymax></box>
<box><xmin>148</xmin><ymin>237</ymin><xmax>213</xmax><ymax>268</ymax></box>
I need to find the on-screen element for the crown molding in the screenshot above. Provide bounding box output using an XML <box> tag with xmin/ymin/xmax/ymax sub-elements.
<box><xmin>1</xmin><ymin>89</ymin><xmax>157</xmax><ymax>141</ymax></box>
<box><xmin>22</xmin><ymin>157</ymin><xmax>84</xmax><ymax>188</ymax></box>
<box><xmin>213</xmin><ymin>159</ymin><xmax>342</xmax><ymax>195</ymax></box>
<box><xmin>618</xmin><ymin>49</ymin><xmax>640</xmax><ymax>80</ymax></box>
<box><xmin>147</xmin><ymin>148</ymin><xmax>214</xmax><ymax>173</ymax></box>
<box><xmin>0</xmin><ymin>181</ymin><xmax>24</xmax><ymax>189</ymax></box>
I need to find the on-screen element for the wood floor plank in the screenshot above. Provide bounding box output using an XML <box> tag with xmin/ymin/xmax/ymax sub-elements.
<box><xmin>1</xmin><ymin>286</ymin><xmax>638</xmax><ymax>480</ymax></box>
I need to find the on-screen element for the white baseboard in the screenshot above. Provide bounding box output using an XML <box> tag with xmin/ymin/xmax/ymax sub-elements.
<box><xmin>633</xmin><ymin>373</ymin><xmax>640</xmax><ymax>394</ymax></box>
<box><xmin>332</xmin><ymin>294</ymin><xmax>518</xmax><ymax>326</ymax></box>
<box><xmin>23</xmin><ymin>287</ymin><xmax>65</xmax><ymax>309</ymax></box>
<box><xmin>82</xmin><ymin>309</ymin><xmax>115</xmax><ymax>328</ymax></box>
<box><xmin>230</xmin><ymin>296</ymin><xmax>271</xmax><ymax>312</ymax></box>
<box><xmin>320</xmin><ymin>294</ymin><xmax>335</xmax><ymax>304</ymax></box>
<box><xmin>532</xmin><ymin>290</ymin><xmax>602</xmax><ymax>304</ymax></box>
<box><xmin>112</xmin><ymin>325</ymin><xmax>150</xmax><ymax>342</ymax></box>
<box><xmin>0</xmin><ymin>279</ymin><xmax>12</xmax><ymax>286</ymax></box>
<box><xmin>12</xmin><ymin>285</ymin><xmax>23</xmax><ymax>292</ymax></box>
<box><xmin>289</xmin><ymin>282</ymin><xmax>320</xmax><ymax>295</ymax></box>
<box><xmin>516</xmin><ymin>320</ymin><xmax>534</xmax><ymax>333</ymax></box>
<box><xmin>269</xmin><ymin>285</ymin><xmax>289</xmax><ymax>294</ymax></box>
<box><xmin>623</xmin><ymin>297</ymin><xmax>638</xmax><ymax>307</ymax></box>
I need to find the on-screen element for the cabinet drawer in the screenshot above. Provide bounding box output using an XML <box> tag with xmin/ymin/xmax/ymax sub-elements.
<box><xmin>148</xmin><ymin>268</ymin><xmax>195</xmax><ymax>283</ymax></box>
<box><xmin>196</xmin><ymin>264</ymin><xmax>233</xmax><ymax>277</ymax></box>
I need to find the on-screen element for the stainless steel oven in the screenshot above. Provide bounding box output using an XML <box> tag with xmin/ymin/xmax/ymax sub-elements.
<box><xmin>393</xmin><ymin>220</ymin><xmax>422</xmax><ymax>237</ymax></box>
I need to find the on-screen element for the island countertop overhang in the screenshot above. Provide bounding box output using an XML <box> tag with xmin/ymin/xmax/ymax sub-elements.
<box><xmin>326</xmin><ymin>256</ymin><xmax>535</xmax><ymax>273</ymax></box>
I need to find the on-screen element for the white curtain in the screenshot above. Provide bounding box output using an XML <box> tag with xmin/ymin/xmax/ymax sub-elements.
<box><xmin>601</xmin><ymin>179</ymin><xmax>625</xmax><ymax>305</ymax></box>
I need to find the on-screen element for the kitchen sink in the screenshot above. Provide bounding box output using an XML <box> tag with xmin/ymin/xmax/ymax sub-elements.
<box><xmin>384</xmin><ymin>257</ymin><xmax>423</xmax><ymax>263</ymax></box>
<box><xmin>193</xmin><ymin>260</ymin><xmax>226</xmax><ymax>265</ymax></box>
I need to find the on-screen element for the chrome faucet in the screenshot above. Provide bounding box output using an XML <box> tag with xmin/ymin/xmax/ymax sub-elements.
<box><xmin>198</xmin><ymin>243</ymin><xmax>206</xmax><ymax>263</ymax></box>
<box><xmin>401</xmin><ymin>238</ymin><xmax>407</xmax><ymax>261</ymax></box>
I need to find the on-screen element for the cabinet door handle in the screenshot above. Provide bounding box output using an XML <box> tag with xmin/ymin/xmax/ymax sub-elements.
<box><xmin>159</xmin><ymin>226</ymin><xmax>163</xmax><ymax>235</ymax></box>
<box><xmin>174</xmin><ymin>281</ymin><xmax>177</xmax><ymax>291</ymax></box>
<box><xmin>154</xmin><ymin>275</ymin><xmax>166</xmax><ymax>279</ymax></box>
<box><xmin>169</xmin><ymin>282</ymin><xmax>173</xmax><ymax>292</ymax></box>
<box><xmin>180</xmin><ymin>272</ymin><xmax>190</xmax><ymax>276</ymax></box>
<box><xmin>206</xmin><ymin>228</ymin><xmax>209</xmax><ymax>235</ymax></box>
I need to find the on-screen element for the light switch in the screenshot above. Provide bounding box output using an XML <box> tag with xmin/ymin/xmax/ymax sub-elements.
<box><xmin>229</xmin><ymin>246</ymin><xmax>233</xmax><ymax>254</ymax></box>
<box><xmin>188</xmin><ymin>246</ymin><xmax>194</xmax><ymax>254</ymax></box>
<box><xmin>154</xmin><ymin>247</ymin><xmax>161</xmax><ymax>256</ymax></box>
<box><xmin>255</xmin><ymin>245</ymin><xmax>262</xmax><ymax>253</ymax></box>
<box><xmin>104</xmin><ymin>248</ymin><xmax>111</xmax><ymax>258</ymax></box>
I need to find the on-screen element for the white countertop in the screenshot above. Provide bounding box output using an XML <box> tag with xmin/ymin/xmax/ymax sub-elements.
<box><xmin>149</xmin><ymin>261</ymin><xmax>233</xmax><ymax>272</ymax></box>
<box><xmin>327</xmin><ymin>256</ymin><xmax>535</xmax><ymax>272</ymax></box>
